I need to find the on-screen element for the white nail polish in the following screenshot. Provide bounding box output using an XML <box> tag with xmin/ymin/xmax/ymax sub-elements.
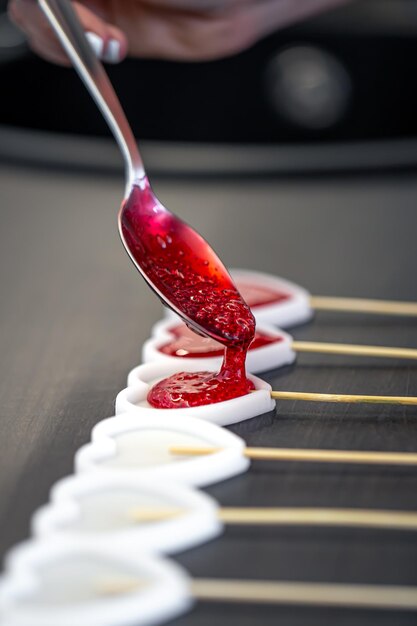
<box><xmin>85</xmin><ymin>31</ymin><xmax>104</xmax><ymax>58</ymax></box>
<box><xmin>103</xmin><ymin>39</ymin><xmax>121</xmax><ymax>64</ymax></box>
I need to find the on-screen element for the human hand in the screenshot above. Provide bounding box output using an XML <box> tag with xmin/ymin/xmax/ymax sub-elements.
<box><xmin>8</xmin><ymin>0</ymin><xmax>352</xmax><ymax>65</ymax></box>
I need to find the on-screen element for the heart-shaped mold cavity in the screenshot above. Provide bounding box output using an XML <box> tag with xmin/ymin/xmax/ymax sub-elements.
<box><xmin>138</xmin><ymin>321</ymin><xmax>295</xmax><ymax>375</ymax></box>
<box><xmin>75</xmin><ymin>414</ymin><xmax>249</xmax><ymax>487</ymax></box>
<box><xmin>118</xmin><ymin>361</ymin><xmax>275</xmax><ymax>426</ymax></box>
<box><xmin>0</xmin><ymin>541</ymin><xmax>191</xmax><ymax>626</ymax></box>
<box><xmin>32</xmin><ymin>475</ymin><xmax>221</xmax><ymax>555</ymax></box>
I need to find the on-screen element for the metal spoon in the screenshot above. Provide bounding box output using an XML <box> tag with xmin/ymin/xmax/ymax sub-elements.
<box><xmin>38</xmin><ymin>0</ymin><xmax>254</xmax><ymax>347</ymax></box>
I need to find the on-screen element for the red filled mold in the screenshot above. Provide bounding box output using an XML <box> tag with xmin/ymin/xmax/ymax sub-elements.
<box><xmin>159</xmin><ymin>324</ymin><xmax>282</xmax><ymax>358</ymax></box>
<box><xmin>147</xmin><ymin>346</ymin><xmax>255</xmax><ymax>408</ymax></box>
<box><xmin>237</xmin><ymin>282</ymin><xmax>291</xmax><ymax>308</ymax></box>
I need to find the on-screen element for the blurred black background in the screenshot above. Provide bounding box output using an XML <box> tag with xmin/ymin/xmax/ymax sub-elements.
<box><xmin>1</xmin><ymin>0</ymin><xmax>417</xmax><ymax>145</ymax></box>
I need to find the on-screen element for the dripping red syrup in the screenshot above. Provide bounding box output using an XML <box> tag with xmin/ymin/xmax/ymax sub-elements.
<box><xmin>120</xmin><ymin>182</ymin><xmax>256</xmax><ymax>408</ymax></box>
<box><xmin>159</xmin><ymin>324</ymin><xmax>282</xmax><ymax>358</ymax></box>
<box><xmin>236</xmin><ymin>282</ymin><xmax>291</xmax><ymax>308</ymax></box>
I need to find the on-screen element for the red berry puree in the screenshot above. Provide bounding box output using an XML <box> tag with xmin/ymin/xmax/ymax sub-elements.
<box><xmin>120</xmin><ymin>183</ymin><xmax>256</xmax><ymax>409</ymax></box>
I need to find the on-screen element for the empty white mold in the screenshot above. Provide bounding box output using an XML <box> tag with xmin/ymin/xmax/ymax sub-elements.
<box><xmin>75</xmin><ymin>414</ymin><xmax>249</xmax><ymax>487</ymax></box>
<box><xmin>0</xmin><ymin>541</ymin><xmax>191</xmax><ymax>626</ymax></box>
<box><xmin>32</xmin><ymin>474</ymin><xmax>221</xmax><ymax>556</ymax></box>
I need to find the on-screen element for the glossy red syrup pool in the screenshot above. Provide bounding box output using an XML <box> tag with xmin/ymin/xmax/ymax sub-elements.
<box><xmin>159</xmin><ymin>323</ymin><xmax>282</xmax><ymax>358</ymax></box>
<box><xmin>120</xmin><ymin>182</ymin><xmax>256</xmax><ymax>409</ymax></box>
<box><xmin>147</xmin><ymin>346</ymin><xmax>255</xmax><ymax>408</ymax></box>
<box><xmin>236</xmin><ymin>282</ymin><xmax>291</xmax><ymax>308</ymax></box>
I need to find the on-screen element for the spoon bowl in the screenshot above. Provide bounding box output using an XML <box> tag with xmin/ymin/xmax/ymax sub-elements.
<box><xmin>119</xmin><ymin>178</ymin><xmax>254</xmax><ymax>345</ymax></box>
<box><xmin>39</xmin><ymin>0</ymin><xmax>254</xmax><ymax>347</ymax></box>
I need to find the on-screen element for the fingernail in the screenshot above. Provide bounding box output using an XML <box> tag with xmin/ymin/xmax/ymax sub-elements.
<box><xmin>103</xmin><ymin>39</ymin><xmax>122</xmax><ymax>64</ymax></box>
<box><xmin>85</xmin><ymin>31</ymin><xmax>104</xmax><ymax>58</ymax></box>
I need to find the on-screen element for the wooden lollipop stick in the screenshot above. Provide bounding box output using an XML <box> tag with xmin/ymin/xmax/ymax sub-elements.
<box><xmin>97</xmin><ymin>578</ymin><xmax>146</xmax><ymax>595</ymax></box>
<box><xmin>191</xmin><ymin>579</ymin><xmax>417</xmax><ymax>610</ymax></box>
<box><xmin>292</xmin><ymin>341</ymin><xmax>417</xmax><ymax>360</ymax></box>
<box><xmin>218</xmin><ymin>508</ymin><xmax>417</xmax><ymax>530</ymax></box>
<box><xmin>128</xmin><ymin>507</ymin><xmax>184</xmax><ymax>522</ymax></box>
<box><xmin>169</xmin><ymin>445</ymin><xmax>417</xmax><ymax>466</ymax></box>
<box><xmin>269</xmin><ymin>390</ymin><xmax>417</xmax><ymax>406</ymax></box>
<box><xmin>310</xmin><ymin>296</ymin><xmax>417</xmax><ymax>317</ymax></box>
<box><xmin>129</xmin><ymin>506</ymin><xmax>417</xmax><ymax>531</ymax></box>
<box><xmin>98</xmin><ymin>577</ymin><xmax>417</xmax><ymax>610</ymax></box>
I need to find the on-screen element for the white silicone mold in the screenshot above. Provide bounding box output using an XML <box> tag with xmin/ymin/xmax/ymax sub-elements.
<box><xmin>0</xmin><ymin>541</ymin><xmax>191</xmax><ymax>626</ymax></box>
<box><xmin>139</xmin><ymin>320</ymin><xmax>295</xmax><ymax>375</ymax></box>
<box><xmin>75</xmin><ymin>414</ymin><xmax>249</xmax><ymax>487</ymax></box>
<box><xmin>118</xmin><ymin>361</ymin><xmax>275</xmax><ymax>427</ymax></box>
<box><xmin>164</xmin><ymin>268</ymin><xmax>312</xmax><ymax>328</ymax></box>
<box><xmin>32</xmin><ymin>474</ymin><xmax>221</xmax><ymax>556</ymax></box>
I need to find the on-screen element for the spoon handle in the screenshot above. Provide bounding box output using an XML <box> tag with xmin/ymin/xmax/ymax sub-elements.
<box><xmin>38</xmin><ymin>0</ymin><xmax>145</xmax><ymax>191</ymax></box>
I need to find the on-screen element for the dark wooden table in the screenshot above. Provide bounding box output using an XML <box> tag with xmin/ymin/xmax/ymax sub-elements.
<box><xmin>1</xmin><ymin>161</ymin><xmax>417</xmax><ymax>625</ymax></box>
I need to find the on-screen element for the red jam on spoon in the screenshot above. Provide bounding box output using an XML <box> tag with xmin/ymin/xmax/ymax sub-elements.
<box><xmin>120</xmin><ymin>183</ymin><xmax>256</xmax><ymax>409</ymax></box>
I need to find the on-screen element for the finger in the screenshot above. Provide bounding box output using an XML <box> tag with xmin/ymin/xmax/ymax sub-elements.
<box><xmin>9</xmin><ymin>0</ymin><xmax>127</xmax><ymax>64</ymax></box>
<box><xmin>28</xmin><ymin>34</ymin><xmax>71</xmax><ymax>66</ymax></box>
<box><xmin>73</xmin><ymin>2</ymin><xmax>128</xmax><ymax>63</ymax></box>
<box><xmin>8</xmin><ymin>0</ymin><xmax>52</xmax><ymax>40</ymax></box>
<box><xmin>10</xmin><ymin>0</ymin><xmax>72</xmax><ymax>66</ymax></box>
